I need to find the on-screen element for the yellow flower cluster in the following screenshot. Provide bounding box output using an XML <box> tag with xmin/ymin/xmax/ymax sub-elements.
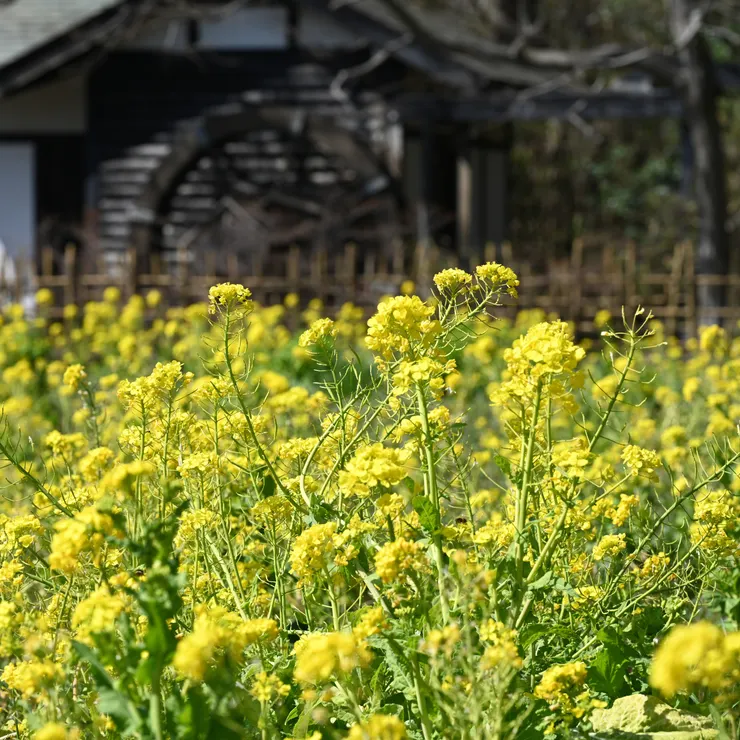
<box><xmin>173</xmin><ymin>606</ymin><xmax>278</xmax><ymax>682</ymax></box>
<box><xmin>592</xmin><ymin>533</ymin><xmax>627</xmax><ymax>561</ymax></box>
<box><xmin>49</xmin><ymin>506</ymin><xmax>118</xmax><ymax>574</ymax></box>
<box><xmin>512</xmin><ymin>319</ymin><xmax>584</xmax><ymax>373</ymax></box>
<box><xmin>71</xmin><ymin>585</ymin><xmax>128</xmax><ymax>644</ymax></box>
<box><xmin>534</xmin><ymin>661</ymin><xmax>601</xmax><ymax>719</ymax></box>
<box><xmin>290</xmin><ymin>521</ymin><xmax>339</xmax><ymax>583</ymax></box>
<box><xmin>365</xmin><ymin>295</ymin><xmax>439</xmax><ymax>360</ymax></box>
<box><xmin>621</xmin><ymin>445</ymin><xmax>662</xmax><ymax>480</ymax></box>
<box><xmin>690</xmin><ymin>489</ymin><xmax>739</xmax><ymax>557</ymax></box>
<box><xmin>433</xmin><ymin>268</ymin><xmax>472</xmax><ymax>293</ymax></box>
<box><xmin>490</xmin><ymin>320</ymin><xmax>584</xmax><ymax>406</ymax></box>
<box><xmin>208</xmin><ymin>283</ymin><xmax>253</xmax><ymax>313</ymax></box>
<box><xmin>391</xmin><ymin>358</ymin><xmax>455</xmax><ymax>400</ymax></box>
<box><xmin>650</xmin><ymin>622</ymin><xmax>740</xmax><ymax>699</ymax></box>
<box><xmin>250</xmin><ymin>671</ymin><xmax>290</xmax><ymax>703</ymax></box>
<box><xmin>353</xmin><ymin>606</ymin><xmax>387</xmax><ymax>641</ymax></box>
<box><xmin>480</xmin><ymin>620</ymin><xmax>523</xmax><ymax>670</ymax></box>
<box><xmin>338</xmin><ymin>443</ymin><xmax>409</xmax><ymax>499</ymax></box>
<box><xmin>34</xmin><ymin>724</ymin><xmax>78</xmax><ymax>740</ymax></box>
<box><xmin>299</xmin><ymin>317</ymin><xmax>337</xmax><ymax>348</ymax></box>
<box><xmin>2</xmin><ymin>658</ymin><xmax>64</xmax><ymax>699</ymax></box>
<box><xmin>423</xmin><ymin>623</ymin><xmax>461</xmax><ymax>657</ymax></box>
<box><xmin>475</xmin><ymin>262</ymin><xmax>520</xmax><ymax>295</ymax></box>
<box><xmin>535</xmin><ymin>661</ymin><xmax>588</xmax><ymax>703</ymax></box>
<box><xmin>62</xmin><ymin>363</ymin><xmax>86</xmax><ymax>390</ymax></box>
<box><xmin>347</xmin><ymin>714</ymin><xmax>408</xmax><ymax>740</ymax></box>
<box><xmin>551</xmin><ymin>438</ymin><xmax>591</xmax><ymax>478</ymax></box>
<box><xmin>375</xmin><ymin>538</ymin><xmax>428</xmax><ymax>584</ymax></box>
<box><xmin>293</xmin><ymin>631</ymin><xmax>372</xmax><ymax>684</ymax></box>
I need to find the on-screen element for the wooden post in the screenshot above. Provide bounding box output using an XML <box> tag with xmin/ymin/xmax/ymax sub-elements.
<box><xmin>571</xmin><ymin>238</ymin><xmax>584</xmax><ymax>328</ymax></box>
<box><xmin>456</xmin><ymin>128</ymin><xmax>473</xmax><ymax>259</ymax></box>
<box><xmin>41</xmin><ymin>247</ymin><xmax>54</xmax><ymax>277</ymax></box>
<box><xmin>126</xmin><ymin>247</ymin><xmax>137</xmax><ymax>300</ymax></box>
<box><xmin>666</xmin><ymin>242</ymin><xmax>686</xmax><ymax>338</ymax></box>
<box><xmin>625</xmin><ymin>241</ymin><xmax>638</xmax><ymax>317</ymax></box>
<box><xmin>287</xmin><ymin>245</ymin><xmax>300</xmax><ymax>297</ymax></box>
<box><xmin>64</xmin><ymin>244</ymin><xmax>77</xmax><ymax>307</ymax></box>
<box><xmin>416</xmin><ymin>126</ymin><xmax>433</xmax><ymax>296</ymax></box>
<box><xmin>343</xmin><ymin>243</ymin><xmax>357</xmax><ymax>304</ymax></box>
<box><xmin>686</xmin><ymin>241</ymin><xmax>697</xmax><ymax>337</ymax></box>
<box><xmin>177</xmin><ymin>245</ymin><xmax>188</xmax><ymax>306</ymax></box>
<box><xmin>205</xmin><ymin>249</ymin><xmax>216</xmax><ymax>280</ymax></box>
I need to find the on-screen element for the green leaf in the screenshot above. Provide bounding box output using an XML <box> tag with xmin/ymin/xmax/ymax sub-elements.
<box><xmin>494</xmin><ymin>455</ymin><xmax>512</xmax><ymax>478</ymax></box>
<box><xmin>528</xmin><ymin>571</ymin><xmax>554</xmax><ymax>591</ymax></box>
<box><xmin>260</xmin><ymin>474</ymin><xmax>276</xmax><ymax>499</ymax></box>
<box><xmin>72</xmin><ymin>639</ymin><xmax>115</xmax><ymax>689</ymax></box>
<box><xmin>378</xmin><ymin>636</ymin><xmax>414</xmax><ymax>693</ymax></box>
<box><xmin>597</xmin><ymin>627</ymin><xmax>640</xmax><ymax>658</ymax></box>
<box><xmin>412</xmin><ymin>495</ymin><xmax>438</xmax><ymax>533</ymax></box>
<box><xmin>709</xmin><ymin>703</ymin><xmax>731</xmax><ymax>740</ymax></box>
<box><xmin>519</xmin><ymin>623</ymin><xmax>572</xmax><ymax>649</ymax></box>
<box><xmin>97</xmin><ymin>688</ymin><xmax>141</xmax><ymax>728</ymax></box>
<box><xmin>588</xmin><ymin>646</ymin><xmax>627</xmax><ymax>698</ymax></box>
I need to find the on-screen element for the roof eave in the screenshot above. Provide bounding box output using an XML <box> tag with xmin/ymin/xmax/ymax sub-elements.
<box><xmin>0</xmin><ymin>0</ymin><xmax>130</xmax><ymax>99</ymax></box>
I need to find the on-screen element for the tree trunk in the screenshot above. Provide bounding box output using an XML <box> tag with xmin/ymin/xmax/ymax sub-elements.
<box><xmin>670</xmin><ymin>0</ymin><xmax>729</xmax><ymax>325</ymax></box>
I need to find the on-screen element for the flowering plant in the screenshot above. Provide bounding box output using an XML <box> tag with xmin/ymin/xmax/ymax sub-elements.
<box><xmin>0</xmin><ymin>274</ymin><xmax>735</xmax><ymax>738</ymax></box>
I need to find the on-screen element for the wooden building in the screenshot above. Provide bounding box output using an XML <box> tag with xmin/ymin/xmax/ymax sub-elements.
<box><xmin>0</xmin><ymin>0</ymin><xmax>730</xmax><ymax>291</ymax></box>
<box><xmin>0</xmin><ymin>0</ymin><xmax>514</xmax><ymax>280</ymax></box>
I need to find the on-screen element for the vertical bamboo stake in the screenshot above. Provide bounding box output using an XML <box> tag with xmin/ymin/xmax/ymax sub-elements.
<box><xmin>666</xmin><ymin>242</ymin><xmax>685</xmax><ymax>338</ymax></box>
<box><xmin>344</xmin><ymin>243</ymin><xmax>357</xmax><ymax>304</ymax></box>
<box><xmin>686</xmin><ymin>241</ymin><xmax>697</xmax><ymax>337</ymax></box>
<box><xmin>571</xmin><ymin>237</ymin><xmax>584</xmax><ymax>329</ymax></box>
<box><xmin>41</xmin><ymin>247</ymin><xmax>54</xmax><ymax>277</ymax></box>
<box><xmin>64</xmin><ymin>244</ymin><xmax>77</xmax><ymax>308</ymax></box>
<box><xmin>126</xmin><ymin>247</ymin><xmax>137</xmax><ymax>300</ymax></box>
<box><xmin>625</xmin><ymin>241</ymin><xmax>637</xmax><ymax>316</ymax></box>
<box><xmin>287</xmin><ymin>245</ymin><xmax>300</xmax><ymax>297</ymax></box>
<box><xmin>205</xmin><ymin>249</ymin><xmax>216</xmax><ymax>280</ymax></box>
<box><xmin>363</xmin><ymin>248</ymin><xmax>376</xmax><ymax>304</ymax></box>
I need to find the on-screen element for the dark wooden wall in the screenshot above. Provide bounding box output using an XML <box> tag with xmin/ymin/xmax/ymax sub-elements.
<box><xmin>86</xmin><ymin>50</ymin><xmax>401</xmax><ymax>260</ymax></box>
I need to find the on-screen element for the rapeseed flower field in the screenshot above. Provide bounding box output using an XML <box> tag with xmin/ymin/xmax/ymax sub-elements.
<box><xmin>0</xmin><ymin>267</ymin><xmax>737</xmax><ymax>739</ymax></box>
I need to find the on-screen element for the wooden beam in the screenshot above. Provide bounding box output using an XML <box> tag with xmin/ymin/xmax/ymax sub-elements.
<box><xmin>395</xmin><ymin>90</ymin><xmax>685</xmax><ymax>123</ymax></box>
<box><xmin>300</xmin><ymin>0</ymin><xmax>480</xmax><ymax>92</ymax></box>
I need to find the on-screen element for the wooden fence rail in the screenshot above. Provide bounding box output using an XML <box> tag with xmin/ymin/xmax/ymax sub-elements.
<box><xmin>2</xmin><ymin>240</ymin><xmax>739</xmax><ymax>335</ymax></box>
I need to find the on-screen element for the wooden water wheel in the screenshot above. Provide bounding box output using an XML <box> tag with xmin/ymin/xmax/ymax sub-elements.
<box><xmin>129</xmin><ymin>106</ymin><xmax>403</xmax><ymax>286</ymax></box>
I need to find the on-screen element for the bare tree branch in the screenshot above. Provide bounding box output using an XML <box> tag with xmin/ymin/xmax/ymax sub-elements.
<box><xmin>330</xmin><ymin>33</ymin><xmax>413</xmax><ymax>101</ymax></box>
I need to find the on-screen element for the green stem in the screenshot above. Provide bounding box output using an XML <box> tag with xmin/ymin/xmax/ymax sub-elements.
<box><xmin>514</xmin><ymin>381</ymin><xmax>542</xmax><ymax>587</ymax></box>
<box><xmin>0</xmin><ymin>437</ymin><xmax>73</xmax><ymax>516</ymax></box>
<box><xmin>51</xmin><ymin>576</ymin><xmax>74</xmax><ymax>656</ymax></box>
<box><xmin>221</xmin><ymin>312</ymin><xmax>305</xmax><ymax>512</ymax></box>
<box><xmin>150</xmin><ymin>669</ymin><xmax>164</xmax><ymax>740</ymax></box>
<box><xmin>416</xmin><ymin>385</ymin><xmax>449</xmax><ymax>623</ymax></box>
<box><xmin>588</xmin><ymin>337</ymin><xmax>637</xmax><ymax>454</ymax></box>
<box><xmin>327</xmin><ymin>574</ymin><xmax>341</xmax><ymax>631</ymax></box>
<box><xmin>411</xmin><ymin>654</ymin><xmax>433</xmax><ymax>740</ymax></box>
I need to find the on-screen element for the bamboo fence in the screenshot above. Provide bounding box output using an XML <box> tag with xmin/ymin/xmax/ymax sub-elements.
<box><xmin>2</xmin><ymin>239</ymin><xmax>739</xmax><ymax>335</ymax></box>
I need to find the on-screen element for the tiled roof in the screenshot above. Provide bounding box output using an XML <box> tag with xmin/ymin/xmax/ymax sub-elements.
<box><xmin>0</xmin><ymin>0</ymin><xmax>122</xmax><ymax>69</ymax></box>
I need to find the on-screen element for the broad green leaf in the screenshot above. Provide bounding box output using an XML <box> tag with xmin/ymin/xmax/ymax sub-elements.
<box><xmin>412</xmin><ymin>495</ymin><xmax>438</xmax><ymax>533</ymax></box>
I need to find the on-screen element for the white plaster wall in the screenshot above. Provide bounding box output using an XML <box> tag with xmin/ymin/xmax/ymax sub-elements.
<box><xmin>0</xmin><ymin>76</ymin><xmax>86</xmax><ymax>134</ymax></box>
<box><xmin>123</xmin><ymin>6</ymin><xmax>360</xmax><ymax>52</ymax></box>
<box><xmin>0</xmin><ymin>143</ymin><xmax>35</xmax><ymax>260</ymax></box>
<box><xmin>198</xmin><ymin>7</ymin><xmax>288</xmax><ymax>49</ymax></box>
